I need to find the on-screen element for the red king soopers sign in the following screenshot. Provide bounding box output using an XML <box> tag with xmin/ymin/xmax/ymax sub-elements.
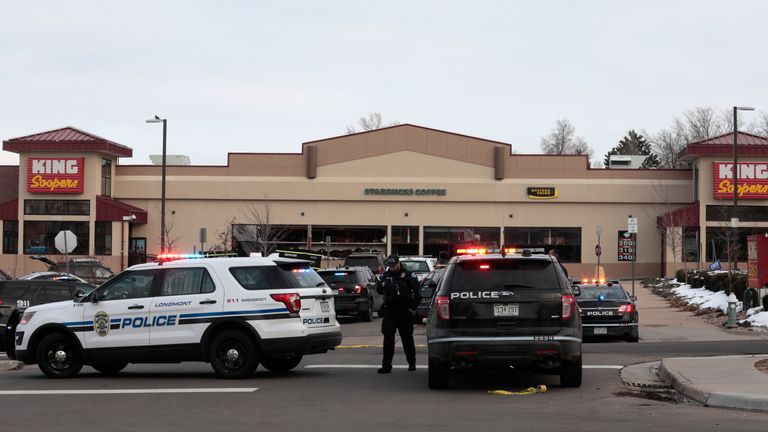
<box><xmin>27</xmin><ymin>158</ymin><xmax>85</xmax><ymax>194</ymax></box>
<box><xmin>713</xmin><ymin>161</ymin><xmax>768</xmax><ymax>200</ymax></box>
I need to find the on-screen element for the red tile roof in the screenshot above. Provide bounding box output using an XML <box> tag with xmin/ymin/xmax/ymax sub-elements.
<box><xmin>3</xmin><ymin>127</ymin><xmax>132</xmax><ymax>157</ymax></box>
<box><xmin>680</xmin><ymin>132</ymin><xmax>768</xmax><ymax>159</ymax></box>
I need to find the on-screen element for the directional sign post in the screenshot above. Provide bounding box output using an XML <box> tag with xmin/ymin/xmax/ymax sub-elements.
<box><xmin>55</xmin><ymin>230</ymin><xmax>77</xmax><ymax>274</ymax></box>
<box><xmin>627</xmin><ymin>216</ymin><xmax>638</xmax><ymax>297</ymax></box>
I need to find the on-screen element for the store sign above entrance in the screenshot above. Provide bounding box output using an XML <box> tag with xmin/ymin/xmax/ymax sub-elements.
<box><xmin>364</xmin><ymin>188</ymin><xmax>446</xmax><ymax>196</ymax></box>
<box><xmin>27</xmin><ymin>158</ymin><xmax>85</xmax><ymax>194</ymax></box>
<box><xmin>527</xmin><ymin>187</ymin><xmax>558</xmax><ymax>199</ymax></box>
<box><xmin>713</xmin><ymin>161</ymin><xmax>768</xmax><ymax>199</ymax></box>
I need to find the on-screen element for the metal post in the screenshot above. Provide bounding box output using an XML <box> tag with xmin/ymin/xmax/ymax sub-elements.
<box><xmin>161</xmin><ymin>119</ymin><xmax>167</xmax><ymax>255</ymax></box>
<box><xmin>632</xmin><ymin>232</ymin><xmax>636</xmax><ymax>297</ymax></box>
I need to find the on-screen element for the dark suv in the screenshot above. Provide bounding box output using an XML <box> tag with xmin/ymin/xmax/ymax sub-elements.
<box><xmin>425</xmin><ymin>250</ymin><xmax>582</xmax><ymax>389</ymax></box>
<box><xmin>1</xmin><ymin>279</ymin><xmax>95</xmax><ymax>356</ymax></box>
<box><xmin>316</xmin><ymin>267</ymin><xmax>382</xmax><ymax>321</ymax></box>
<box><xmin>343</xmin><ymin>253</ymin><xmax>385</xmax><ymax>276</ymax></box>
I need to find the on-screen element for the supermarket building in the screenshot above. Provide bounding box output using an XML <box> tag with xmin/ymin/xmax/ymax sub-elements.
<box><xmin>2</xmin><ymin>124</ymin><xmax>768</xmax><ymax>279</ymax></box>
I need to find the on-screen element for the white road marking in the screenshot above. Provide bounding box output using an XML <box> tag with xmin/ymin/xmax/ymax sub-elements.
<box><xmin>0</xmin><ymin>388</ymin><xmax>259</xmax><ymax>395</ymax></box>
<box><xmin>305</xmin><ymin>364</ymin><xmax>625</xmax><ymax>370</ymax></box>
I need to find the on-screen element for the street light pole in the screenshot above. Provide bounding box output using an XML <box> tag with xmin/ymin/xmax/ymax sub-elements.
<box><xmin>731</xmin><ymin>106</ymin><xmax>754</xmax><ymax>291</ymax></box>
<box><xmin>146</xmin><ymin>116</ymin><xmax>167</xmax><ymax>255</ymax></box>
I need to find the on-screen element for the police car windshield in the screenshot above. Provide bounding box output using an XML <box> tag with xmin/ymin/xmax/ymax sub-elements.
<box><xmin>451</xmin><ymin>260</ymin><xmax>559</xmax><ymax>291</ymax></box>
<box><xmin>401</xmin><ymin>261</ymin><xmax>430</xmax><ymax>272</ymax></box>
<box><xmin>277</xmin><ymin>264</ymin><xmax>326</xmax><ymax>288</ymax></box>
<box><xmin>578</xmin><ymin>285</ymin><xmax>627</xmax><ymax>301</ymax></box>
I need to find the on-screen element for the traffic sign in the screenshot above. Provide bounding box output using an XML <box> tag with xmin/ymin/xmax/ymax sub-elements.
<box><xmin>628</xmin><ymin>216</ymin><xmax>638</xmax><ymax>234</ymax></box>
<box><xmin>595</xmin><ymin>244</ymin><xmax>602</xmax><ymax>256</ymax></box>
<box><xmin>54</xmin><ymin>230</ymin><xmax>77</xmax><ymax>254</ymax></box>
<box><xmin>617</xmin><ymin>230</ymin><xmax>635</xmax><ymax>261</ymax></box>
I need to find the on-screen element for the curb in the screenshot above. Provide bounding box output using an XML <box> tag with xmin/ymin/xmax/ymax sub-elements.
<box><xmin>658</xmin><ymin>358</ymin><xmax>768</xmax><ymax>412</ymax></box>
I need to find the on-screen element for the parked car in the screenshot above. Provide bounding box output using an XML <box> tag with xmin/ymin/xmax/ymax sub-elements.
<box><xmin>1</xmin><ymin>279</ymin><xmax>95</xmax><ymax>356</ymax></box>
<box><xmin>30</xmin><ymin>256</ymin><xmax>114</xmax><ymax>285</ymax></box>
<box><xmin>343</xmin><ymin>253</ymin><xmax>385</xmax><ymax>276</ymax></box>
<box><xmin>416</xmin><ymin>268</ymin><xmax>445</xmax><ymax>320</ymax></box>
<box><xmin>399</xmin><ymin>256</ymin><xmax>437</xmax><ymax>282</ymax></box>
<box><xmin>573</xmin><ymin>280</ymin><xmax>639</xmax><ymax>342</ymax></box>
<box><xmin>18</xmin><ymin>271</ymin><xmax>90</xmax><ymax>283</ymax></box>
<box><xmin>316</xmin><ymin>267</ymin><xmax>382</xmax><ymax>321</ymax></box>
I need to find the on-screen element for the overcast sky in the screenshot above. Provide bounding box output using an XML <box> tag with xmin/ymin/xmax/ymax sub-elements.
<box><xmin>1</xmin><ymin>1</ymin><xmax>766</xmax><ymax>166</ymax></box>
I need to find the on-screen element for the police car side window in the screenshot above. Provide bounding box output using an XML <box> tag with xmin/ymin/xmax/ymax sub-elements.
<box><xmin>39</xmin><ymin>284</ymin><xmax>74</xmax><ymax>302</ymax></box>
<box><xmin>229</xmin><ymin>266</ymin><xmax>284</xmax><ymax>290</ymax></box>
<box><xmin>100</xmin><ymin>270</ymin><xmax>156</xmax><ymax>301</ymax></box>
<box><xmin>160</xmin><ymin>268</ymin><xmax>215</xmax><ymax>296</ymax></box>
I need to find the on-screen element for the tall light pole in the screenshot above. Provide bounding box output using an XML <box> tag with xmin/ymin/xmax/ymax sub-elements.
<box><xmin>146</xmin><ymin>115</ymin><xmax>167</xmax><ymax>254</ymax></box>
<box><xmin>730</xmin><ymin>106</ymin><xmax>754</xmax><ymax>293</ymax></box>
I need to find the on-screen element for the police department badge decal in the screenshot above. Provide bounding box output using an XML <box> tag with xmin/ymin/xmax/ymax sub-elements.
<box><xmin>94</xmin><ymin>311</ymin><xmax>110</xmax><ymax>337</ymax></box>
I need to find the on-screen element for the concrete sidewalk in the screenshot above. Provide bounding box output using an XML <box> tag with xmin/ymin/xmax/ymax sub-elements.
<box><xmin>657</xmin><ymin>355</ymin><xmax>768</xmax><ymax>412</ymax></box>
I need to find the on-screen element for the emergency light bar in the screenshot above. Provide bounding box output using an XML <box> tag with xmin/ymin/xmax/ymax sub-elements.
<box><xmin>455</xmin><ymin>248</ymin><xmax>487</xmax><ymax>255</ymax></box>
<box><xmin>156</xmin><ymin>253</ymin><xmax>205</xmax><ymax>262</ymax></box>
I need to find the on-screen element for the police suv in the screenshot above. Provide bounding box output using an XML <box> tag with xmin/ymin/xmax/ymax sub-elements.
<box><xmin>425</xmin><ymin>248</ymin><xmax>582</xmax><ymax>389</ymax></box>
<box><xmin>11</xmin><ymin>255</ymin><xmax>341</xmax><ymax>378</ymax></box>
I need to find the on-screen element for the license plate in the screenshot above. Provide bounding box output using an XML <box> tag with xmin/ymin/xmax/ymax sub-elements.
<box><xmin>493</xmin><ymin>304</ymin><xmax>519</xmax><ymax>317</ymax></box>
<box><xmin>593</xmin><ymin>327</ymin><xmax>607</xmax><ymax>335</ymax></box>
<box><xmin>320</xmin><ymin>301</ymin><xmax>330</xmax><ymax>313</ymax></box>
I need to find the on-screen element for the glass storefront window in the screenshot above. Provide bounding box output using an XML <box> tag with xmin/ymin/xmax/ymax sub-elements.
<box><xmin>24</xmin><ymin>200</ymin><xmax>90</xmax><ymax>215</ymax></box>
<box><xmin>424</xmin><ymin>226</ymin><xmax>501</xmax><ymax>262</ymax></box>
<box><xmin>706</xmin><ymin>227</ymin><xmax>764</xmax><ymax>262</ymax></box>
<box><xmin>3</xmin><ymin>220</ymin><xmax>18</xmax><ymax>254</ymax></box>
<box><xmin>95</xmin><ymin>221</ymin><xmax>112</xmax><ymax>255</ymax></box>
<box><xmin>101</xmin><ymin>158</ymin><xmax>112</xmax><ymax>196</ymax></box>
<box><xmin>504</xmin><ymin>227</ymin><xmax>582</xmax><ymax>263</ymax></box>
<box><xmin>392</xmin><ymin>226</ymin><xmax>418</xmax><ymax>256</ymax></box>
<box><xmin>23</xmin><ymin>221</ymin><xmax>89</xmax><ymax>255</ymax></box>
<box><xmin>310</xmin><ymin>225</ymin><xmax>386</xmax><ymax>258</ymax></box>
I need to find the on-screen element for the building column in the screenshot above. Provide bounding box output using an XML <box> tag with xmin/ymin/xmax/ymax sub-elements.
<box><xmin>418</xmin><ymin>225</ymin><xmax>424</xmax><ymax>256</ymax></box>
<box><xmin>386</xmin><ymin>225</ymin><xmax>392</xmax><ymax>256</ymax></box>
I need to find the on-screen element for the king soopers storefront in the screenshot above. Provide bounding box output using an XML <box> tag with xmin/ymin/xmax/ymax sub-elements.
<box><xmin>1</xmin><ymin>124</ymin><xmax>768</xmax><ymax>279</ymax></box>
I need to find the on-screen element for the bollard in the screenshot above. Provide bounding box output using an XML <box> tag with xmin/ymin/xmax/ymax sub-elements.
<box><xmin>726</xmin><ymin>292</ymin><xmax>738</xmax><ymax>328</ymax></box>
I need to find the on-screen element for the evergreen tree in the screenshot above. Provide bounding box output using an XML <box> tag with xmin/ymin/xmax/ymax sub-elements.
<box><xmin>603</xmin><ymin>130</ymin><xmax>660</xmax><ymax>169</ymax></box>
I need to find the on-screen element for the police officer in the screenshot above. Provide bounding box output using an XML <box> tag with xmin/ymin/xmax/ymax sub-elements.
<box><xmin>376</xmin><ymin>254</ymin><xmax>420</xmax><ymax>373</ymax></box>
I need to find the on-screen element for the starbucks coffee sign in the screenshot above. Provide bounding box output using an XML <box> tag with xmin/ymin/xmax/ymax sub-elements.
<box><xmin>364</xmin><ymin>188</ymin><xmax>446</xmax><ymax>196</ymax></box>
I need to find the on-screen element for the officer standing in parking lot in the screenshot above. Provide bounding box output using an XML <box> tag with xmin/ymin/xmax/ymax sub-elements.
<box><xmin>376</xmin><ymin>254</ymin><xmax>420</xmax><ymax>373</ymax></box>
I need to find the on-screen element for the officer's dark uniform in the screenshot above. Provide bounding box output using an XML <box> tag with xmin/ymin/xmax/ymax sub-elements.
<box><xmin>376</xmin><ymin>254</ymin><xmax>421</xmax><ymax>373</ymax></box>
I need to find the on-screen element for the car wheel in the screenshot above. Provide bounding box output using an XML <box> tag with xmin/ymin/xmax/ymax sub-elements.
<box><xmin>627</xmin><ymin>330</ymin><xmax>639</xmax><ymax>343</ymax></box>
<box><xmin>559</xmin><ymin>358</ymin><xmax>582</xmax><ymax>387</ymax></box>
<box><xmin>362</xmin><ymin>299</ymin><xmax>374</xmax><ymax>322</ymax></box>
<box><xmin>428</xmin><ymin>358</ymin><xmax>450</xmax><ymax>389</ymax></box>
<box><xmin>36</xmin><ymin>333</ymin><xmax>83</xmax><ymax>378</ymax></box>
<box><xmin>209</xmin><ymin>330</ymin><xmax>259</xmax><ymax>379</ymax></box>
<box><xmin>260</xmin><ymin>354</ymin><xmax>303</xmax><ymax>373</ymax></box>
<box><xmin>92</xmin><ymin>361</ymin><xmax>129</xmax><ymax>375</ymax></box>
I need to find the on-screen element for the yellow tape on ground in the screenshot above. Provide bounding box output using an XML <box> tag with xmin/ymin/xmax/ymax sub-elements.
<box><xmin>488</xmin><ymin>385</ymin><xmax>547</xmax><ymax>396</ymax></box>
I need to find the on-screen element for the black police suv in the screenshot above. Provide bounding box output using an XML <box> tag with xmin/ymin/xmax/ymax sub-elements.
<box><xmin>343</xmin><ymin>253</ymin><xmax>385</xmax><ymax>276</ymax></box>
<box><xmin>316</xmin><ymin>267</ymin><xmax>382</xmax><ymax>321</ymax></box>
<box><xmin>1</xmin><ymin>279</ymin><xmax>95</xmax><ymax>356</ymax></box>
<box><xmin>425</xmin><ymin>250</ymin><xmax>582</xmax><ymax>389</ymax></box>
<box><xmin>574</xmin><ymin>281</ymin><xmax>639</xmax><ymax>342</ymax></box>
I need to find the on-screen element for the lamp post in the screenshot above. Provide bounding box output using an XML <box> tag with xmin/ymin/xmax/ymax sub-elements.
<box><xmin>731</xmin><ymin>106</ymin><xmax>754</xmax><ymax>294</ymax></box>
<box><xmin>146</xmin><ymin>115</ymin><xmax>167</xmax><ymax>255</ymax></box>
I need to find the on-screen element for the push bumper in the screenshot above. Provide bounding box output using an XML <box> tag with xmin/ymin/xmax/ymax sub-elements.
<box><xmin>261</xmin><ymin>330</ymin><xmax>342</xmax><ymax>357</ymax></box>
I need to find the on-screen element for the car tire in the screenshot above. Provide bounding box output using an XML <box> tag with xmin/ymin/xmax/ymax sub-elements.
<box><xmin>36</xmin><ymin>333</ymin><xmax>83</xmax><ymax>378</ymax></box>
<box><xmin>209</xmin><ymin>330</ymin><xmax>259</xmax><ymax>379</ymax></box>
<box><xmin>559</xmin><ymin>358</ymin><xmax>582</xmax><ymax>388</ymax></box>
<box><xmin>92</xmin><ymin>361</ymin><xmax>129</xmax><ymax>375</ymax></box>
<box><xmin>260</xmin><ymin>354</ymin><xmax>303</xmax><ymax>373</ymax></box>
<box><xmin>428</xmin><ymin>358</ymin><xmax>450</xmax><ymax>389</ymax></box>
<box><xmin>362</xmin><ymin>299</ymin><xmax>374</xmax><ymax>322</ymax></box>
<box><xmin>627</xmin><ymin>331</ymin><xmax>639</xmax><ymax>343</ymax></box>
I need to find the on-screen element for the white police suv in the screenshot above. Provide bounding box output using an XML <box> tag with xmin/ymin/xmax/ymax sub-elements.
<box><xmin>11</xmin><ymin>255</ymin><xmax>341</xmax><ymax>378</ymax></box>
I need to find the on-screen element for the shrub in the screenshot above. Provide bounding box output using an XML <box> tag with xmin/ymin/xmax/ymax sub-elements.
<box><xmin>675</xmin><ymin>269</ymin><xmax>686</xmax><ymax>283</ymax></box>
<box><xmin>675</xmin><ymin>268</ymin><xmax>747</xmax><ymax>297</ymax></box>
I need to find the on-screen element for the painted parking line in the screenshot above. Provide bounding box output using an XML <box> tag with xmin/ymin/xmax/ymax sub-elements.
<box><xmin>0</xmin><ymin>388</ymin><xmax>259</xmax><ymax>395</ymax></box>
<box><xmin>305</xmin><ymin>364</ymin><xmax>625</xmax><ymax>370</ymax></box>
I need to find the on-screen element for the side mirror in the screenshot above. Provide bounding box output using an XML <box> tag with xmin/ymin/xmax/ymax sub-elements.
<box><xmin>73</xmin><ymin>289</ymin><xmax>87</xmax><ymax>300</ymax></box>
<box><xmin>420</xmin><ymin>286</ymin><xmax>435</xmax><ymax>299</ymax></box>
<box><xmin>572</xmin><ymin>286</ymin><xmax>581</xmax><ymax>297</ymax></box>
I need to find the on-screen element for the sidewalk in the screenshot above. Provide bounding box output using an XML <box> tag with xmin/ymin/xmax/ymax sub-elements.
<box><xmin>657</xmin><ymin>355</ymin><xmax>768</xmax><ymax>412</ymax></box>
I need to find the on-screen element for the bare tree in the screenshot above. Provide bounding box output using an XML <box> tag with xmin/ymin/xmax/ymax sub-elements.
<box><xmin>646</xmin><ymin>125</ymin><xmax>690</xmax><ymax>169</ymax></box>
<box><xmin>756</xmin><ymin>112</ymin><xmax>768</xmax><ymax>137</ymax></box>
<box><xmin>540</xmin><ymin>119</ymin><xmax>594</xmax><ymax>162</ymax></box>
<box><xmin>239</xmin><ymin>197</ymin><xmax>291</xmax><ymax>257</ymax></box>
<box><xmin>346</xmin><ymin>112</ymin><xmax>400</xmax><ymax>134</ymax></box>
<box><xmin>213</xmin><ymin>216</ymin><xmax>238</xmax><ymax>253</ymax></box>
<box><xmin>651</xmin><ymin>181</ymin><xmax>695</xmax><ymax>281</ymax></box>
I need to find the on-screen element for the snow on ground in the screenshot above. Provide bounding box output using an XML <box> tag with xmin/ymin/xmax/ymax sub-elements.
<box><xmin>669</xmin><ymin>281</ymin><xmax>768</xmax><ymax>328</ymax></box>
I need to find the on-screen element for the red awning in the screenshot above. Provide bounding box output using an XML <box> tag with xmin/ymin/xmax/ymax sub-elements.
<box><xmin>657</xmin><ymin>202</ymin><xmax>699</xmax><ymax>229</ymax></box>
<box><xmin>96</xmin><ymin>196</ymin><xmax>147</xmax><ymax>223</ymax></box>
<box><xmin>0</xmin><ymin>199</ymin><xmax>17</xmax><ymax>220</ymax></box>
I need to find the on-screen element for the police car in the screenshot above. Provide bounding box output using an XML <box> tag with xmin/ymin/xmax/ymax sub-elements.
<box><xmin>11</xmin><ymin>254</ymin><xmax>342</xmax><ymax>378</ymax></box>
<box><xmin>574</xmin><ymin>279</ymin><xmax>639</xmax><ymax>342</ymax></box>
<box><xmin>426</xmin><ymin>248</ymin><xmax>582</xmax><ymax>389</ymax></box>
